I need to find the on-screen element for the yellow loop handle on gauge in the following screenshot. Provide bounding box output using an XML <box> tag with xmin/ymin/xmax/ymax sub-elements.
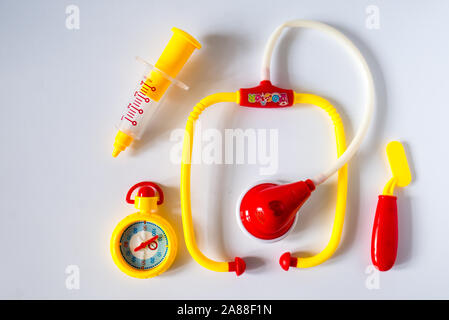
<box><xmin>180</xmin><ymin>91</ymin><xmax>348</xmax><ymax>273</ymax></box>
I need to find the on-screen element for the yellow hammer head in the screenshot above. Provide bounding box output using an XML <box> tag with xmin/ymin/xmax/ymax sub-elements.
<box><xmin>386</xmin><ymin>141</ymin><xmax>412</xmax><ymax>188</ymax></box>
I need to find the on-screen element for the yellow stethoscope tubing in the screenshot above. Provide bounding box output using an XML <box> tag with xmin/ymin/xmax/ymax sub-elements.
<box><xmin>110</xmin><ymin>212</ymin><xmax>178</xmax><ymax>278</ymax></box>
<box><xmin>181</xmin><ymin>92</ymin><xmax>238</xmax><ymax>273</ymax></box>
<box><xmin>292</xmin><ymin>93</ymin><xmax>347</xmax><ymax>268</ymax></box>
<box><xmin>180</xmin><ymin>91</ymin><xmax>347</xmax><ymax>272</ymax></box>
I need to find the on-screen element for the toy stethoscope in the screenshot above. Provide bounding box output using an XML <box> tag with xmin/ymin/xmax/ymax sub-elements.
<box><xmin>180</xmin><ymin>20</ymin><xmax>375</xmax><ymax>276</ymax></box>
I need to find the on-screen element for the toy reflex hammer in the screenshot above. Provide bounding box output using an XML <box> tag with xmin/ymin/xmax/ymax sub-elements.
<box><xmin>371</xmin><ymin>141</ymin><xmax>412</xmax><ymax>271</ymax></box>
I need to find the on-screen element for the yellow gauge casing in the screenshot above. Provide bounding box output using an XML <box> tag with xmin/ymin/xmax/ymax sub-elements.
<box><xmin>110</xmin><ymin>182</ymin><xmax>178</xmax><ymax>278</ymax></box>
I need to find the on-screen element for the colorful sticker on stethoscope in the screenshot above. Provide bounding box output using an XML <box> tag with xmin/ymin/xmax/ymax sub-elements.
<box><xmin>239</xmin><ymin>81</ymin><xmax>294</xmax><ymax>108</ymax></box>
<box><xmin>247</xmin><ymin>92</ymin><xmax>289</xmax><ymax>106</ymax></box>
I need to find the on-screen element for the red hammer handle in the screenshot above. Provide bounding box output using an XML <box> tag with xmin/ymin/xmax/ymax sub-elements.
<box><xmin>371</xmin><ymin>195</ymin><xmax>398</xmax><ymax>271</ymax></box>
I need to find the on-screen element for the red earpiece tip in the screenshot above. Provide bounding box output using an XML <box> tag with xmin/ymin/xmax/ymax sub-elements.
<box><xmin>228</xmin><ymin>257</ymin><xmax>246</xmax><ymax>276</ymax></box>
<box><xmin>279</xmin><ymin>252</ymin><xmax>297</xmax><ymax>271</ymax></box>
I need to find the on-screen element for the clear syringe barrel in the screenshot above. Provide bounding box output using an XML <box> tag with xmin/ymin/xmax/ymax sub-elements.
<box><xmin>117</xmin><ymin>60</ymin><xmax>186</xmax><ymax>140</ymax></box>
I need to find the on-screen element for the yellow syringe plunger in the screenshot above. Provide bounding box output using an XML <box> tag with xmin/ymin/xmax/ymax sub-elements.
<box><xmin>144</xmin><ymin>27</ymin><xmax>202</xmax><ymax>101</ymax></box>
<box><xmin>156</xmin><ymin>27</ymin><xmax>202</xmax><ymax>78</ymax></box>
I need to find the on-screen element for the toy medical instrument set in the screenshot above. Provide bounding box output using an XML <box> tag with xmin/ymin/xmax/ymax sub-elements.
<box><xmin>109</xmin><ymin>21</ymin><xmax>413</xmax><ymax>279</ymax></box>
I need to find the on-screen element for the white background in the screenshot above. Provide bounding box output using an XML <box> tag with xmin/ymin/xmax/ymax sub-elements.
<box><xmin>0</xmin><ymin>0</ymin><xmax>448</xmax><ymax>299</ymax></box>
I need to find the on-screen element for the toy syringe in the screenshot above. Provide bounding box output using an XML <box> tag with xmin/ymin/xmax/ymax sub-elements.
<box><xmin>112</xmin><ymin>28</ymin><xmax>201</xmax><ymax>157</ymax></box>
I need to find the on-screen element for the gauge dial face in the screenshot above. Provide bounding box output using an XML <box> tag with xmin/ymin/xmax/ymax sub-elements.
<box><xmin>119</xmin><ymin>221</ymin><xmax>169</xmax><ymax>270</ymax></box>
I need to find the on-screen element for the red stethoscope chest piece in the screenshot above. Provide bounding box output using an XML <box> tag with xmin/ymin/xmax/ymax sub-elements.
<box><xmin>238</xmin><ymin>179</ymin><xmax>315</xmax><ymax>241</ymax></box>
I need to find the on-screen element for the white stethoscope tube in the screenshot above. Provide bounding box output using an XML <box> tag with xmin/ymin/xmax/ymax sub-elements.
<box><xmin>261</xmin><ymin>20</ymin><xmax>375</xmax><ymax>186</ymax></box>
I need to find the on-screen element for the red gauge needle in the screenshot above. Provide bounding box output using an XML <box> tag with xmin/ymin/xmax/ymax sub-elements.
<box><xmin>134</xmin><ymin>235</ymin><xmax>159</xmax><ymax>252</ymax></box>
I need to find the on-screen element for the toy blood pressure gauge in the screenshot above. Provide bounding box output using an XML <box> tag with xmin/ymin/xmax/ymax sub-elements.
<box><xmin>110</xmin><ymin>182</ymin><xmax>177</xmax><ymax>278</ymax></box>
